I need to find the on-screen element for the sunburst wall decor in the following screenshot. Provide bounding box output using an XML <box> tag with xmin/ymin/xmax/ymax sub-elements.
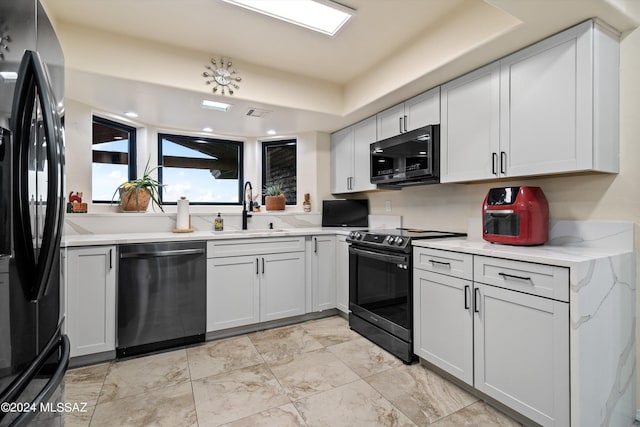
<box><xmin>202</xmin><ymin>57</ymin><xmax>241</xmax><ymax>95</ymax></box>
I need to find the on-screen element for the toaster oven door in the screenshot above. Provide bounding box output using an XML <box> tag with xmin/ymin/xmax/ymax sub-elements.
<box><xmin>483</xmin><ymin>210</ymin><xmax>521</xmax><ymax>237</ymax></box>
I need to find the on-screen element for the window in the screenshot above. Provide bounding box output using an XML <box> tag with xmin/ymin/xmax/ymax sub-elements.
<box><xmin>158</xmin><ymin>134</ymin><xmax>243</xmax><ymax>204</ymax></box>
<box><xmin>92</xmin><ymin>117</ymin><xmax>136</xmax><ymax>202</ymax></box>
<box><xmin>262</xmin><ymin>139</ymin><xmax>296</xmax><ymax>205</ymax></box>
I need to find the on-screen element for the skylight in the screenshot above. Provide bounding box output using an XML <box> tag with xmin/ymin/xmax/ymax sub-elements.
<box><xmin>221</xmin><ymin>0</ymin><xmax>355</xmax><ymax>36</ymax></box>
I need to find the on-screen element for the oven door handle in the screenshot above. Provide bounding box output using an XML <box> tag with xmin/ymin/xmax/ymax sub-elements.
<box><xmin>349</xmin><ymin>246</ymin><xmax>408</xmax><ymax>264</ymax></box>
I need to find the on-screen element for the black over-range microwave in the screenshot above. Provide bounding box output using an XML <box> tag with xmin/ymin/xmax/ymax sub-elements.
<box><xmin>370</xmin><ymin>125</ymin><xmax>440</xmax><ymax>188</ymax></box>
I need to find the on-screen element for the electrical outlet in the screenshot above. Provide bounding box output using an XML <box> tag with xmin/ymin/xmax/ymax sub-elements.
<box><xmin>385</xmin><ymin>200</ymin><xmax>392</xmax><ymax>212</ymax></box>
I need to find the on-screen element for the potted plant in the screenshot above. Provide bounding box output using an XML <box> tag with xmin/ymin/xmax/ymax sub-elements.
<box><xmin>263</xmin><ymin>183</ymin><xmax>286</xmax><ymax>211</ymax></box>
<box><xmin>112</xmin><ymin>160</ymin><xmax>164</xmax><ymax>212</ymax></box>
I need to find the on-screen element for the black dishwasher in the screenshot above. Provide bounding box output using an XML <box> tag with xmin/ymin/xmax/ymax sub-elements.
<box><xmin>117</xmin><ymin>241</ymin><xmax>206</xmax><ymax>358</ymax></box>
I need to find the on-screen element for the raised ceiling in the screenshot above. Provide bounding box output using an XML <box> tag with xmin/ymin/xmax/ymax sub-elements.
<box><xmin>42</xmin><ymin>0</ymin><xmax>639</xmax><ymax>138</ymax></box>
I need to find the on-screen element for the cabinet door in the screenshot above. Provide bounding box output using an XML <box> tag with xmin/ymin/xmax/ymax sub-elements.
<box><xmin>335</xmin><ymin>236</ymin><xmax>349</xmax><ymax>313</ymax></box>
<box><xmin>405</xmin><ymin>87</ymin><xmax>440</xmax><ymax>131</ymax></box>
<box><xmin>311</xmin><ymin>236</ymin><xmax>336</xmax><ymax>311</ymax></box>
<box><xmin>440</xmin><ymin>62</ymin><xmax>500</xmax><ymax>183</ymax></box>
<box><xmin>474</xmin><ymin>283</ymin><xmax>569</xmax><ymax>427</ymax></box>
<box><xmin>260</xmin><ymin>252</ymin><xmax>306</xmax><ymax>322</ymax></box>
<box><xmin>351</xmin><ymin>116</ymin><xmax>377</xmax><ymax>192</ymax></box>
<box><xmin>66</xmin><ymin>246</ymin><xmax>116</xmax><ymax>357</ymax></box>
<box><xmin>376</xmin><ymin>103</ymin><xmax>405</xmax><ymax>140</ymax></box>
<box><xmin>330</xmin><ymin>127</ymin><xmax>354</xmax><ymax>194</ymax></box>
<box><xmin>207</xmin><ymin>256</ymin><xmax>260</xmax><ymax>331</ymax></box>
<box><xmin>500</xmin><ymin>22</ymin><xmax>590</xmax><ymax>177</ymax></box>
<box><xmin>414</xmin><ymin>270</ymin><xmax>473</xmax><ymax>385</ymax></box>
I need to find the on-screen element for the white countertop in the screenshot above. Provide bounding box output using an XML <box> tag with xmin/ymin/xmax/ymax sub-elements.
<box><xmin>62</xmin><ymin>227</ymin><xmax>354</xmax><ymax>247</ymax></box>
<box><xmin>414</xmin><ymin>238</ymin><xmax>633</xmax><ymax>267</ymax></box>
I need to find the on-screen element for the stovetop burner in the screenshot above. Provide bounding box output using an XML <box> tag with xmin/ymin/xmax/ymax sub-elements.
<box><xmin>346</xmin><ymin>228</ymin><xmax>466</xmax><ymax>252</ymax></box>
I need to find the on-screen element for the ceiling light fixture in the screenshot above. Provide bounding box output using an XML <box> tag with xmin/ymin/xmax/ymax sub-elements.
<box><xmin>201</xmin><ymin>99</ymin><xmax>231</xmax><ymax>112</ymax></box>
<box><xmin>221</xmin><ymin>0</ymin><xmax>355</xmax><ymax>36</ymax></box>
<box><xmin>203</xmin><ymin>127</ymin><xmax>213</xmax><ymax>132</ymax></box>
<box><xmin>124</xmin><ymin>111</ymin><xmax>138</xmax><ymax>118</ymax></box>
<box><xmin>267</xmin><ymin>130</ymin><xmax>277</xmax><ymax>136</ymax></box>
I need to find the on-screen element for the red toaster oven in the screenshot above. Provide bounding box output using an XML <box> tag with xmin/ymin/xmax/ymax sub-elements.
<box><xmin>482</xmin><ymin>186</ymin><xmax>549</xmax><ymax>246</ymax></box>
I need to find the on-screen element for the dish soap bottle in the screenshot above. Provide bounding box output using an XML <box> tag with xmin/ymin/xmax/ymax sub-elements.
<box><xmin>303</xmin><ymin>193</ymin><xmax>311</xmax><ymax>212</ymax></box>
<box><xmin>214</xmin><ymin>213</ymin><xmax>224</xmax><ymax>231</ymax></box>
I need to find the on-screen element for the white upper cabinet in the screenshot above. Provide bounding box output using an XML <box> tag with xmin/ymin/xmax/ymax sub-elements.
<box><xmin>331</xmin><ymin>116</ymin><xmax>377</xmax><ymax>194</ymax></box>
<box><xmin>440</xmin><ymin>62</ymin><xmax>500</xmax><ymax>182</ymax></box>
<box><xmin>500</xmin><ymin>20</ymin><xmax>619</xmax><ymax>177</ymax></box>
<box><xmin>377</xmin><ymin>87</ymin><xmax>441</xmax><ymax>141</ymax></box>
<box><xmin>441</xmin><ymin>20</ymin><xmax>619</xmax><ymax>183</ymax></box>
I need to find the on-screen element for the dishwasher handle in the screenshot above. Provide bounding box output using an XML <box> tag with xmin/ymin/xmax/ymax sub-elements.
<box><xmin>120</xmin><ymin>248</ymin><xmax>205</xmax><ymax>259</ymax></box>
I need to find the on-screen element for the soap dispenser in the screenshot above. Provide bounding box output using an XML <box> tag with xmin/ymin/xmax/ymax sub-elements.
<box><xmin>214</xmin><ymin>213</ymin><xmax>224</xmax><ymax>231</ymax></box>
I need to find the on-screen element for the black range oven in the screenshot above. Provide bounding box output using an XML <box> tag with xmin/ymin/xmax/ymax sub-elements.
<box><xmin>347</xmin><ymin>229</ymin><xmax>466</xmax><ymax>363</ymax></box>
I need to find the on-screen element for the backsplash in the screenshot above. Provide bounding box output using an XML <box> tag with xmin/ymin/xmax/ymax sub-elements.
<box><xmin>63</xmin><ymin>213</ymin><xmax>402</xmax><ymax>235</ymax></box>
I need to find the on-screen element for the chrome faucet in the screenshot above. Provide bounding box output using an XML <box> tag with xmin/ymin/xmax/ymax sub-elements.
<box><xmin>242</xmin><ymin>181</ymin><xmax>253</xmax><ymax>230</ymax></box>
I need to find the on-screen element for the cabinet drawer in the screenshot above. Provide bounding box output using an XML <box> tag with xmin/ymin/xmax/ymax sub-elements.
<box><xmin>207</xmin><ymin>237</ymin><xmax>305</xmax><ymax>258</ymax></box>
<box><xmin>474</xmin><ymin>256</ymin><xmax>568</xmax><ymax>302</ymax></box>
<box><xmin>414</xmin><ymin>248</ymin><xmax>472</xmax><ymax>280</ymax></box>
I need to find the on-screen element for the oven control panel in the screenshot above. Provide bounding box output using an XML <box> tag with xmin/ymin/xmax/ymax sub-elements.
<box><xmin>347</xmin><ymin>231</ymin><xmax>410</xmax><ymax>251</ymax></box>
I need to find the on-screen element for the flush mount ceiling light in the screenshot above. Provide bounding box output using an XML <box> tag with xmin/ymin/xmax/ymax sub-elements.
<box><xmin>124</xmin><ymin>111</ymin><xmax>138</xmax><ymax>118</ymax></box>
<box><xmin>221</xmin><ymin>0</ymin><xmax>355</xmax><ymax>36</ymax></box>
<box><xmin>267</xmin><ymin>129</ymin><xmax>277</xmax><ymax>136</ymax></box>
<box><xmin>201</xmin><ymin>99</ymin><xmax>231</xmax><ymax>112</ymax></box>
<box><xmin>203</xmin><ymin>57</ymin><xmax>241</xmax><ymax>95</ymax></box>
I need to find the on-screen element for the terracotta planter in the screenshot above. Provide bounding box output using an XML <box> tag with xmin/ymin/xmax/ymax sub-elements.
<box><xmin>265</xmin><ymin>195</ymin><xmax>285</xmax><ymax>211</ymax></box>
<box><xmin>119</xmin><ymin>187</ymin><xmax>151</xmax><ymax>212</ymax></box>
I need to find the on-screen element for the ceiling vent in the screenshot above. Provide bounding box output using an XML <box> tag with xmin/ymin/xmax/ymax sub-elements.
<box><xmin>246</xmin><ymin>108</ymin><xmax>271</xmax><ymax>118</ymax></box>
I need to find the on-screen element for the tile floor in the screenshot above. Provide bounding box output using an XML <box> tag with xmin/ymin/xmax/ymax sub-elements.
<box><xmin>63</xmin><ymin>316</ymin><xmax>521</xmax><ymax>427</ymax></box>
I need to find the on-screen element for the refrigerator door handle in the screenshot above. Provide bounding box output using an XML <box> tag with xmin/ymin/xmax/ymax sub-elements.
<box><xmin>11</xmin><ymin>50</ymin><xmax>64</xmax><ymax>301</ymax></box>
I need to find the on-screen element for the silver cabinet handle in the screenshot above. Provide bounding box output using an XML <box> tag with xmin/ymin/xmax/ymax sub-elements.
<box><xmin>256</xmin><ymin>258</ymin><xmax>259</xmax><ymax>275</ymax></box>
<box><xmin>262</xmin><ymin>257</ymin><xmax>265</xmax><ymax>274</ymax></box>
<box><xmin>500</xmin><ymin>151</ymin><xmax>506</xmax><ymax>174</ymax></box>
<box><xmin>109</xmin><ymin>249</ymin><xmax>113</xmax><ymax>269</ymax></box>
<box><xmin>492</xmin><ymin>153</ymin><xmax>498</xmax><ymax>175</ymax></box>
<box><xmin>404</xmin><ymin>115</ymin><xmax>408</xmax><ymax>132</ymax></box>
<box><xmin>399</xmin><ymin>117</ymin><xmax>403</xmax><ymax>134</ymax></box>
<box><xmin>314</xmin><ymin>237</ymin><xmax>318</xmax><ymax>253</ymax></box>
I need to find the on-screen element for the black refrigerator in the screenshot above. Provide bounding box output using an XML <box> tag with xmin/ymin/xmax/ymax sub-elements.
<box><xmin>0</xmin><ymin>0</ymin><xmax>69</xmax><ymax>426</ymax></box>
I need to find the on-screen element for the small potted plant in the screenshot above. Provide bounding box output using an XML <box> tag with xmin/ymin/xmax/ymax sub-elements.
<box><xmin>112</xmin><ymin>160</ymin><xmax>164</xmax><ymax>212</ymax></box>
<box><xmin>263</xmin><ymin>183</ymin><xmax>285</xmax><ymax>211</ymax></box>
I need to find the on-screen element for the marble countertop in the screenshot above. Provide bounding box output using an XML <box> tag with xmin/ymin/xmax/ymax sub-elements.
<box><xmin>414</xmin><ymin>238</ymin><xmax>633</xmax><ymax>267</ymax></box>
<box><xmin>62</xmin><ymin>227</ymin><xmax>354</xmax><ymax>247</ymax></box>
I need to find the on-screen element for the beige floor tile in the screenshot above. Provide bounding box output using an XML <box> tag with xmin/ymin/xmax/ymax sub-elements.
<box><xmin>366</xmin><ymin>364</ymin><xmax>478</xmax><ymax>426</ymax></box>
<box><xmin>294</xmin><ymin>379</ymin><xmax>416</xmax><ymax>427</ymax></box>
<box><xmin>249</xmin><ymin>324</ymin><xmax>323</xmax><ymax>364</ymax></box>
<box><xmin>301</xmin><ymin>316</ymin><xmax>361</xmax><ymax>347</ymax></box>
<box><xmin>428</xmin><ymin>401</ymin><xmax>522</xmax><ymax>426</ymax></box>
<box><xmin>192</xmin><ymin>364</ymin><xmax>290</xmax><ymax>427</ymax></box>
<box><xmin>187</xmin><ymin>336</ymin><xmax>264</xmax><ymax>380</ymax></box>
<box><xmin>220</xmin><ymin>403</ymin><xmax>306</xmax><ymax>427</ymax></box>
<box><xmin>327</xmin><ymin>337</ymin><xmax>403</xmax><ymax>378</ymax></box>
<box><xmin>98</xmin><ymin>349</ymin><xmax>190</xmax><ymax>403</ymax></box>
<box><xmin>62</xmin><ymin>406</ymin><xmax>94</xmax><ymax>427</ymax></box>
<box><xmin>64</xmin><ymin>362</ymin><xmax>110</xmax><ymax>407</ymax></box>
<box><xmin>90</xmin><ymin>381</ymin><xmax>197</xmax><ymax>427</ymax></box>
<box><xmin>268</xmin><ymin>348</ymin><xmax>360</xmax><ymax>400</ymax></box>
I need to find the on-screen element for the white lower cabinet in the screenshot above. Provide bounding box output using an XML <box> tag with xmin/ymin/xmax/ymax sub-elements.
<box><xmin>308</xmin><ymin>235</ymin><xmax>336</xmax><ymax>312</ymax></box>
<box><xmin>65</xmin><ymin>246</ymin><xmax>116</xmax><ymax>357</ymax></box>
<box><xmin>336</xmin><ymin>235</ymin><xmax>349</xmax><ymax>313</ymax></box>
<box><xmin>414</xmin><ymin>248</ymin><xmax>569</xmax><ymax>426</ymax></box>
<box><xmin>207</xmin><ymin>237</ymin><xmax>306</xmax><ymax>332</ymax></box>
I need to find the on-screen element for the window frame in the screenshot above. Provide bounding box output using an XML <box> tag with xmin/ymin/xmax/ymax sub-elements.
<box><xmin>261</xmin><ymin>139</ymin><xmax>297</xmax><ymax>206</ymax></box>
<box><xmin>157</xmin><ymin>133</ymin><xmax>244</xmax><ymax>205</ymax></box>
<box><xmin>91</xmin><ymin>116</ymin><xmax>137</xmax><ymax>203</ymax></box>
